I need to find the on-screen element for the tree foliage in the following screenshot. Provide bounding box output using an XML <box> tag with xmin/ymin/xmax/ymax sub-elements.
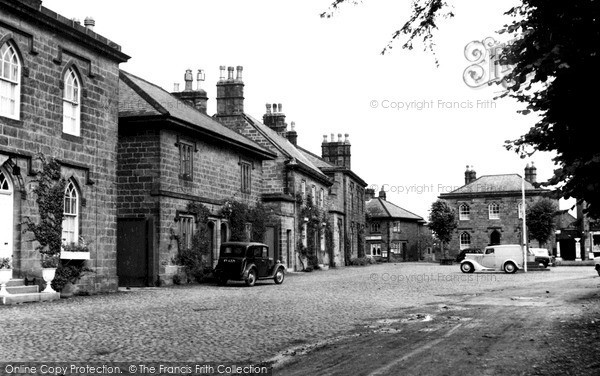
<box><xmin>323</xmin><ymin>0</ymin><xmax>600</xmax><ymax>218</ymax></box>
<box><xmin>428</xmin><ymin>200</ymin><xmax>457</xmax><ymax>245</ymax></box>
<box><xmin>321</xmin><ymin>0</ymin><xmax>454</xmax><ymax>62</ymax></box>
<box><xmin>499</xmin><ymin>1</ymin><xmax>600</xmax><ymax>219</ymax></box>
<box><xmin>526</xmin><ymin>198</ymin><xmax>558</xmax><ymax>246</ymax></box>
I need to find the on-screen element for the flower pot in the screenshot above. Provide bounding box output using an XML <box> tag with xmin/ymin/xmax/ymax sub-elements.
<box><xmin>0</xmin><ymin>269</ymin><xmax>12</xmax><ymax>296</ymax></box>
<box><xmin>42</xmin><ymin>268</ymin><xmax>57</xmax><ymax>293</ymax></box>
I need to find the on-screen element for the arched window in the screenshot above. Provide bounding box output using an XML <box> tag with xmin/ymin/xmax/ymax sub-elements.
<box><xmin>459</xmin><ymin>232</ymin><xmax>471</xmax><ymax>250</ymax></box>
<box><xmin>63</xmin><ymin>67</ymin><xmax>81</xmax><ymax>136</ymax></box>
<box><xmin>459</xmin><ymin>204</ymin><xmax>470</xmax><ymax>221</ymax></box>
<box><xmin>62</xmin><ymin>181</ymin><xmax>79</xmax><ymax>244</ymax></box>
<box><xmin>0</xmin><ymin>41</ymin><xmax>21</xmax><ymax>119</ymax></box>
<box><xmin>488</xmin><ymin>202</ymin><xmax>500</xmax><ymax>219</ymax></box>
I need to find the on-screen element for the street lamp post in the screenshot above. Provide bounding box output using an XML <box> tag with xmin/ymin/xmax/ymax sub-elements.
<box><xmin>522</xmin><ymin>172</ymin><xmax>528</xmax><ymax>272</ymax></box>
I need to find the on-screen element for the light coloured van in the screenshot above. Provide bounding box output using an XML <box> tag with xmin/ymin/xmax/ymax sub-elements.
<box><xmin>460</xmin><ymin>244</ymin><xmax>531</xmax><ymax>274</ymax></box>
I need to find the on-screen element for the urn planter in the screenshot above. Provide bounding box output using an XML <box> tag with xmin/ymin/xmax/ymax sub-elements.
<box><xmin>42</xmin><ymin>268</ymin><xmax>57</xmax><ymax>293</ymax></box>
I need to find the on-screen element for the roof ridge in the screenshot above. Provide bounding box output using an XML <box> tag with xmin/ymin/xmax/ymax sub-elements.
<box><xmin>243</xmin><ymin>114</ymin><xmax>292</xmax><ymax>159</ymax></box>
<box><xmin>382</xmin><ymin>199</ymin><xmax>423</xmax><ymax>220</ymax></box>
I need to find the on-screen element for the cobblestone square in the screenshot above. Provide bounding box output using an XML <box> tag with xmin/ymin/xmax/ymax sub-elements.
<box><xmin>1</xmin><ymin>263</ymin><xmax>595</xmax><ymax>365</ymax></box>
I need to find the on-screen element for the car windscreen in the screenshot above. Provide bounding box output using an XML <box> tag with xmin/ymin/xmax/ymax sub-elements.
<box><xmin>221</xmin><ymin>246</ymin><xmax>245</xmax><ymax>257</ymax></box>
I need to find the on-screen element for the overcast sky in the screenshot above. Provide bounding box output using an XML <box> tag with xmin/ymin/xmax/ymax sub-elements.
<box><xmin>44</xmin><ymin>0</ymin><xmax>573</xmax><ymax>219</ymax></box>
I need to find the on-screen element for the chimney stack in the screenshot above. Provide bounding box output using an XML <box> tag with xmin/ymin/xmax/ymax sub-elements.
<box><xmin>216</xmin><ymin>65</ymin><xmax>245</xmax><ymax>117</ymax></box>
<box><xmin>378</xmin><ymin>186</ymin><xmax>387</xmax><ymax>201</ymax></box>
<box><xmin>286</xmin><ymin>121</ymin><xmax>298</xmax><ymax>146</ymax></box>
<box><xmin>263</xmin><ymin>101</ymin><xmax>287</xmax><ymax>136</ymax></box>
<box><xmin>525</xmin><ymin>162</ymin><xmax>537</xmax><ymax>184</ymax></box>
<box><xmin>171</xmin><ymin>69</ymin><xmax>208</xmax><ymax>114</ymax></box>
<box><xmin>84</xmin><ymin>17</ymin><xmax>95</xmax><ymax>31</ymax></box>
<box><xmin>365</xmin><ymin>188</ymin><xmax>375</xmax><ymax>201</ymax></box>
<box><xmin>464</xmin><ymin>165</ymin><xmax>477</xmax><ymax>185</ymax></box>
<box><xmin>321</xmin><ymin>131</ymin><xmax>352</xmax><ymax>169</ymax></box>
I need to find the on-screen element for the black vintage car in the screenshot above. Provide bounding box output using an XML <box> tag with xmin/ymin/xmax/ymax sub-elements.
<box><xmin>214</xmin><ymin>242</ymin><xmax>285</xmax><ymax>287</ymax></box>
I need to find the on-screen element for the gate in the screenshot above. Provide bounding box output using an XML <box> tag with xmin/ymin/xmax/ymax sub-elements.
<box><xmin>117</xmin><ymin>218</ymin><xmax>153</xmax><ymax>287</ymax></box>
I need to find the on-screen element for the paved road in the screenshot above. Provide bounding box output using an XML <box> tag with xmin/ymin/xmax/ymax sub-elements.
<box><xmin>0</xmin><ymin>263</ymin><xmax>595</xmax><ymax>363</ymax></box>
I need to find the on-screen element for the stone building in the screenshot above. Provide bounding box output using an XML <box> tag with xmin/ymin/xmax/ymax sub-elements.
<box><xmin>439</xmin><ymin>165</ymin><xmax>554</xmax><ymax>258</ymax></box>
<box><xmin>0</xmin><ymin>0</ymin><xmax>129</xmax><ymax>299</ymax></box>
<box><xmin>211</xmin><ymin>65</ymin><xmax>367</xmax><ymax>270</ymax></box>
<box><xmin>117</xmin><ymin>70</ymin><xmax>275</xmax><ymax>286</ymax></box>
<box><xmin>298</xmin><ymin>134</ymin><xmax>368</xmax><ymax>264</ymax></box>
<box><xmin>364</xmin><ymin>188</ymin><xmax>425</xmax><ymax>261</ymax></box>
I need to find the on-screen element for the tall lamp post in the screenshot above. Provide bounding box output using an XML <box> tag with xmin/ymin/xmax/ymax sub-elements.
<box><xmin>522</xmin><ymin>171</ymin><xmax>528</xmax><ymax>272</ymax></box>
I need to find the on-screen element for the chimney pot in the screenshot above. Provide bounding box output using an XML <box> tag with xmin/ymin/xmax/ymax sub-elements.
<box><xmin>344</xmin><ymin>133</ymin><xmax>349</xmax><ymax>143</ymax></box>
<box><xmin>236</xmin><ymin>66</ymin><xmax>243</xmax><ymax>81</ymax></box>
<box><xmin>219</xmin><ymin>66</ymin><xmax>226</xmax><ymax>80</ymax></box>
<box><xmin>84</xmin><ymin>17</ymin><xmax>95</xmax><ymax>31</ymax></box>
<box><xmin>337</xmin><ymin>133</ymin><xmax>342</xmax><ymax>142</ymax></box>
<box><xmin>266</xmin><ymin>103</ymin><xmax>272</xmax><ymax>114</ymax></box>
<box><xmin>330</xmin><ymin>133</ymin><xmax>334</xmax><ymax>142</ymax></box>
<box><xmin>173</xmin><ymin>83</ymin><xmax>180</xmax><ymax>92</ymax></box>
<box><xmin>227</xmin><ymin>66</ymin><xmax>234</xmax><ymax>80</ymax></box>
<box><xmin>278</xmin><ymin>103</ymin><xmax>283</xmax><ymax>113</ymax></box>
<box><xmin>291</xmin><ymin>121</ymin><xmax>295</xmax><ymax>131</ymax></box>
<box><xmin>323</xmin><ymin>135</ymin><xmax>328</xmax><ymax>143</ymax></box>
<box><xmin>184</xmin><ymin>69</ymin><xmax>193</xmax><ymax>91</ymax></box>
<box><xmin>272</xmin><ymin>103</ymin><xmax>278</xmax><ymax>113</ymax></box>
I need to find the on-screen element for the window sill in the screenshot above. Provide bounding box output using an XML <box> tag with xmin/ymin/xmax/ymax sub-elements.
<box><xmin>179</xmin><ymin>174</ymin><xmax>193</xmax><ymax>182</ymax></box>
<box><xmin>62</xmin><ymin>132</ymin><xmax>83</xmax><ymax>143</ymax></box>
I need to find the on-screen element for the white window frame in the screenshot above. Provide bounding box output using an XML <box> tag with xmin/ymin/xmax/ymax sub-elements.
<box><xmin>459</xmin><ymin>232</ymin><xmax>471</xmax><ymax>250</ymax></box>
<box><xmin>488</xmin><ymin>203</ymin><xmax>500</xmax><ymax>220</ymax></box>
<box><xmin>369</xmin><ymin>243</ymin><xmax>381</xmax><ymax>257</ymax></box>
<box><xmin>301</xmin><ymin>180</ymin><xmax>306</xmax><ymax>199</ymax></box>
<box><xmin>311</xmin><ymin>185</ymin><xmax>316</xmax><ymax>206</ymax></box>
<box><xmin>62</xmin><ymin>67</ymin><xmax>81</xmax><ymax>136</ymax></box>
<box><xmin>392</xmin><ymin>221</ymin><xmax>401</xmax><ymax>233</ymax></box>
<box><xmin>62</xmin><ymin>181</ymin><xmax>79</xmax><ymax>245</ymax></box>
<box><xmin>459</xmin><ymin>204</ymin><xmax>470</xmax><ymax>221</ymax></box>
<box><xmin>0</xmin><ymin>41</ymin><xmax>21</xmax><ymax>120</ymax></box>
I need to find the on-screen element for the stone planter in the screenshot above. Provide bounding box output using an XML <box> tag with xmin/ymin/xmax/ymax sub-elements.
<box><xmin>0</xmin><ymin>268</ymin><xmax>12</xmax><ymax>296</ymax></box>
<box><xmin>42</xmin><ymin>268</ymin><xmax>57</xmax><ymax>293</ymax></box>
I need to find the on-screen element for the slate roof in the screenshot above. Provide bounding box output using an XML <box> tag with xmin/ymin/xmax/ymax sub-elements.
<box><xmin>242</xmin><ymin>114</ymin><xmax>328</xmax><ymax>180</ymax></box>
<box><xmin>297</xmin><ymin>146</ymin><xmax>335</xmax><ymax>169</ymax></box>
<box><xmin>445</xmin><ymin>174</ymin><xmax>542</xmax><ymax>195</ymax></box>
<box><xmin>366</xmin><ymin>197</ymin><xmax>424</xmax><ymax>221</ymax></box>
<box><xmin>119</xmin><ymin>71</ymin><xmax>275</xmax><ymax>159</ymax></box>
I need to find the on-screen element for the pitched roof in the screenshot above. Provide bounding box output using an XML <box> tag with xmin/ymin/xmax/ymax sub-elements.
<box><xmin>366</xmin><ymin>198</ymin><xmax>424</xmax><ymax>220</ymax></box>
<box><xmin>242</xmin><ymin>114</ymin><xmax>329</xmax><ymax>180</ymax></box>
<box><xmin>119</xmin><ymin>71</ymin><xmax>275</xmax><ymax>159</ymax></box>
<box><xmin>297</xmin><ymin>146</ymin><xmax>335</xmax><ymax>169</ymax></box>
<box><xmin>445</xmin><ymin>174</ymin><xmax>542</xmax><ymax>195</ymax></box>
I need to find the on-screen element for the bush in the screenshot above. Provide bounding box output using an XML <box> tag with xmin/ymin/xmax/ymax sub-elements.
<box><xmin>350</xmin><ymin>257</ymin><xmax>376</xmax><ymax>266</ymax></box>
<box><xmin>51</xmin><ymin>261</ymin><xmax>93</xmax><ymax>292</ymax></box>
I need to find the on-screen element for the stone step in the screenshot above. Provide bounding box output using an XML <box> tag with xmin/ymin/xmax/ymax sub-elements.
<box><xmin>1</xmin><ymin>291</ymin><xmax>60</xmax><ymax>305</ymax></box>
<box><xmin>7</xmin><ymin>285</ymin><xmax>39</xmax><ymax>294</ymax></box>
<box><xmin>6</xmin><ymin>279</ymin><xmax>26</xmax><ymax>287</ymax></box>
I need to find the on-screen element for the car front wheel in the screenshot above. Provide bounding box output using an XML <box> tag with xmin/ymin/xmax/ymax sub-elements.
<box><xmin>504</xmin><ymin>262</ymin><xmax>517</xmax><ymax>274</ymax></box>
<box><xmin>460</xmin><ymin>262</ymin><xmax>474</xmax><ymax>274</ymax></box>
<box><xmin>245</xmin><ymin>269</ymin><xmax>257</xmax><ymax>287</ymax></box>
<box><xmin>274</xmin><ymin>268</ymin><xmax>285</xmax><ymax>284</ymax></box>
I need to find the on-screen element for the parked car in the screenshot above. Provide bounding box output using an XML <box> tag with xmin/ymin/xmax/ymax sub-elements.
<box><xmin>455</xmin><ymin>247</ymin><xmax>482</xmax><ymax>262</ymax></box>
<box><xmin>529</xmin><ymin>247</ymin><xmax>554</xmax><ymax>268</ymax></box>
<box><xmin>460</xmin><ymin>244</ymin><xmax>531</xmax><ymax>274</ymax></box>
<box><xmin>595</xmin><ymin>256</ymin><xmax>600</xmax><ymax>276</ymax></box>
<box><xmin>214</xmin><ymin>242</ymin><xmax>285</xmax><ymax>287</ymax></box>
